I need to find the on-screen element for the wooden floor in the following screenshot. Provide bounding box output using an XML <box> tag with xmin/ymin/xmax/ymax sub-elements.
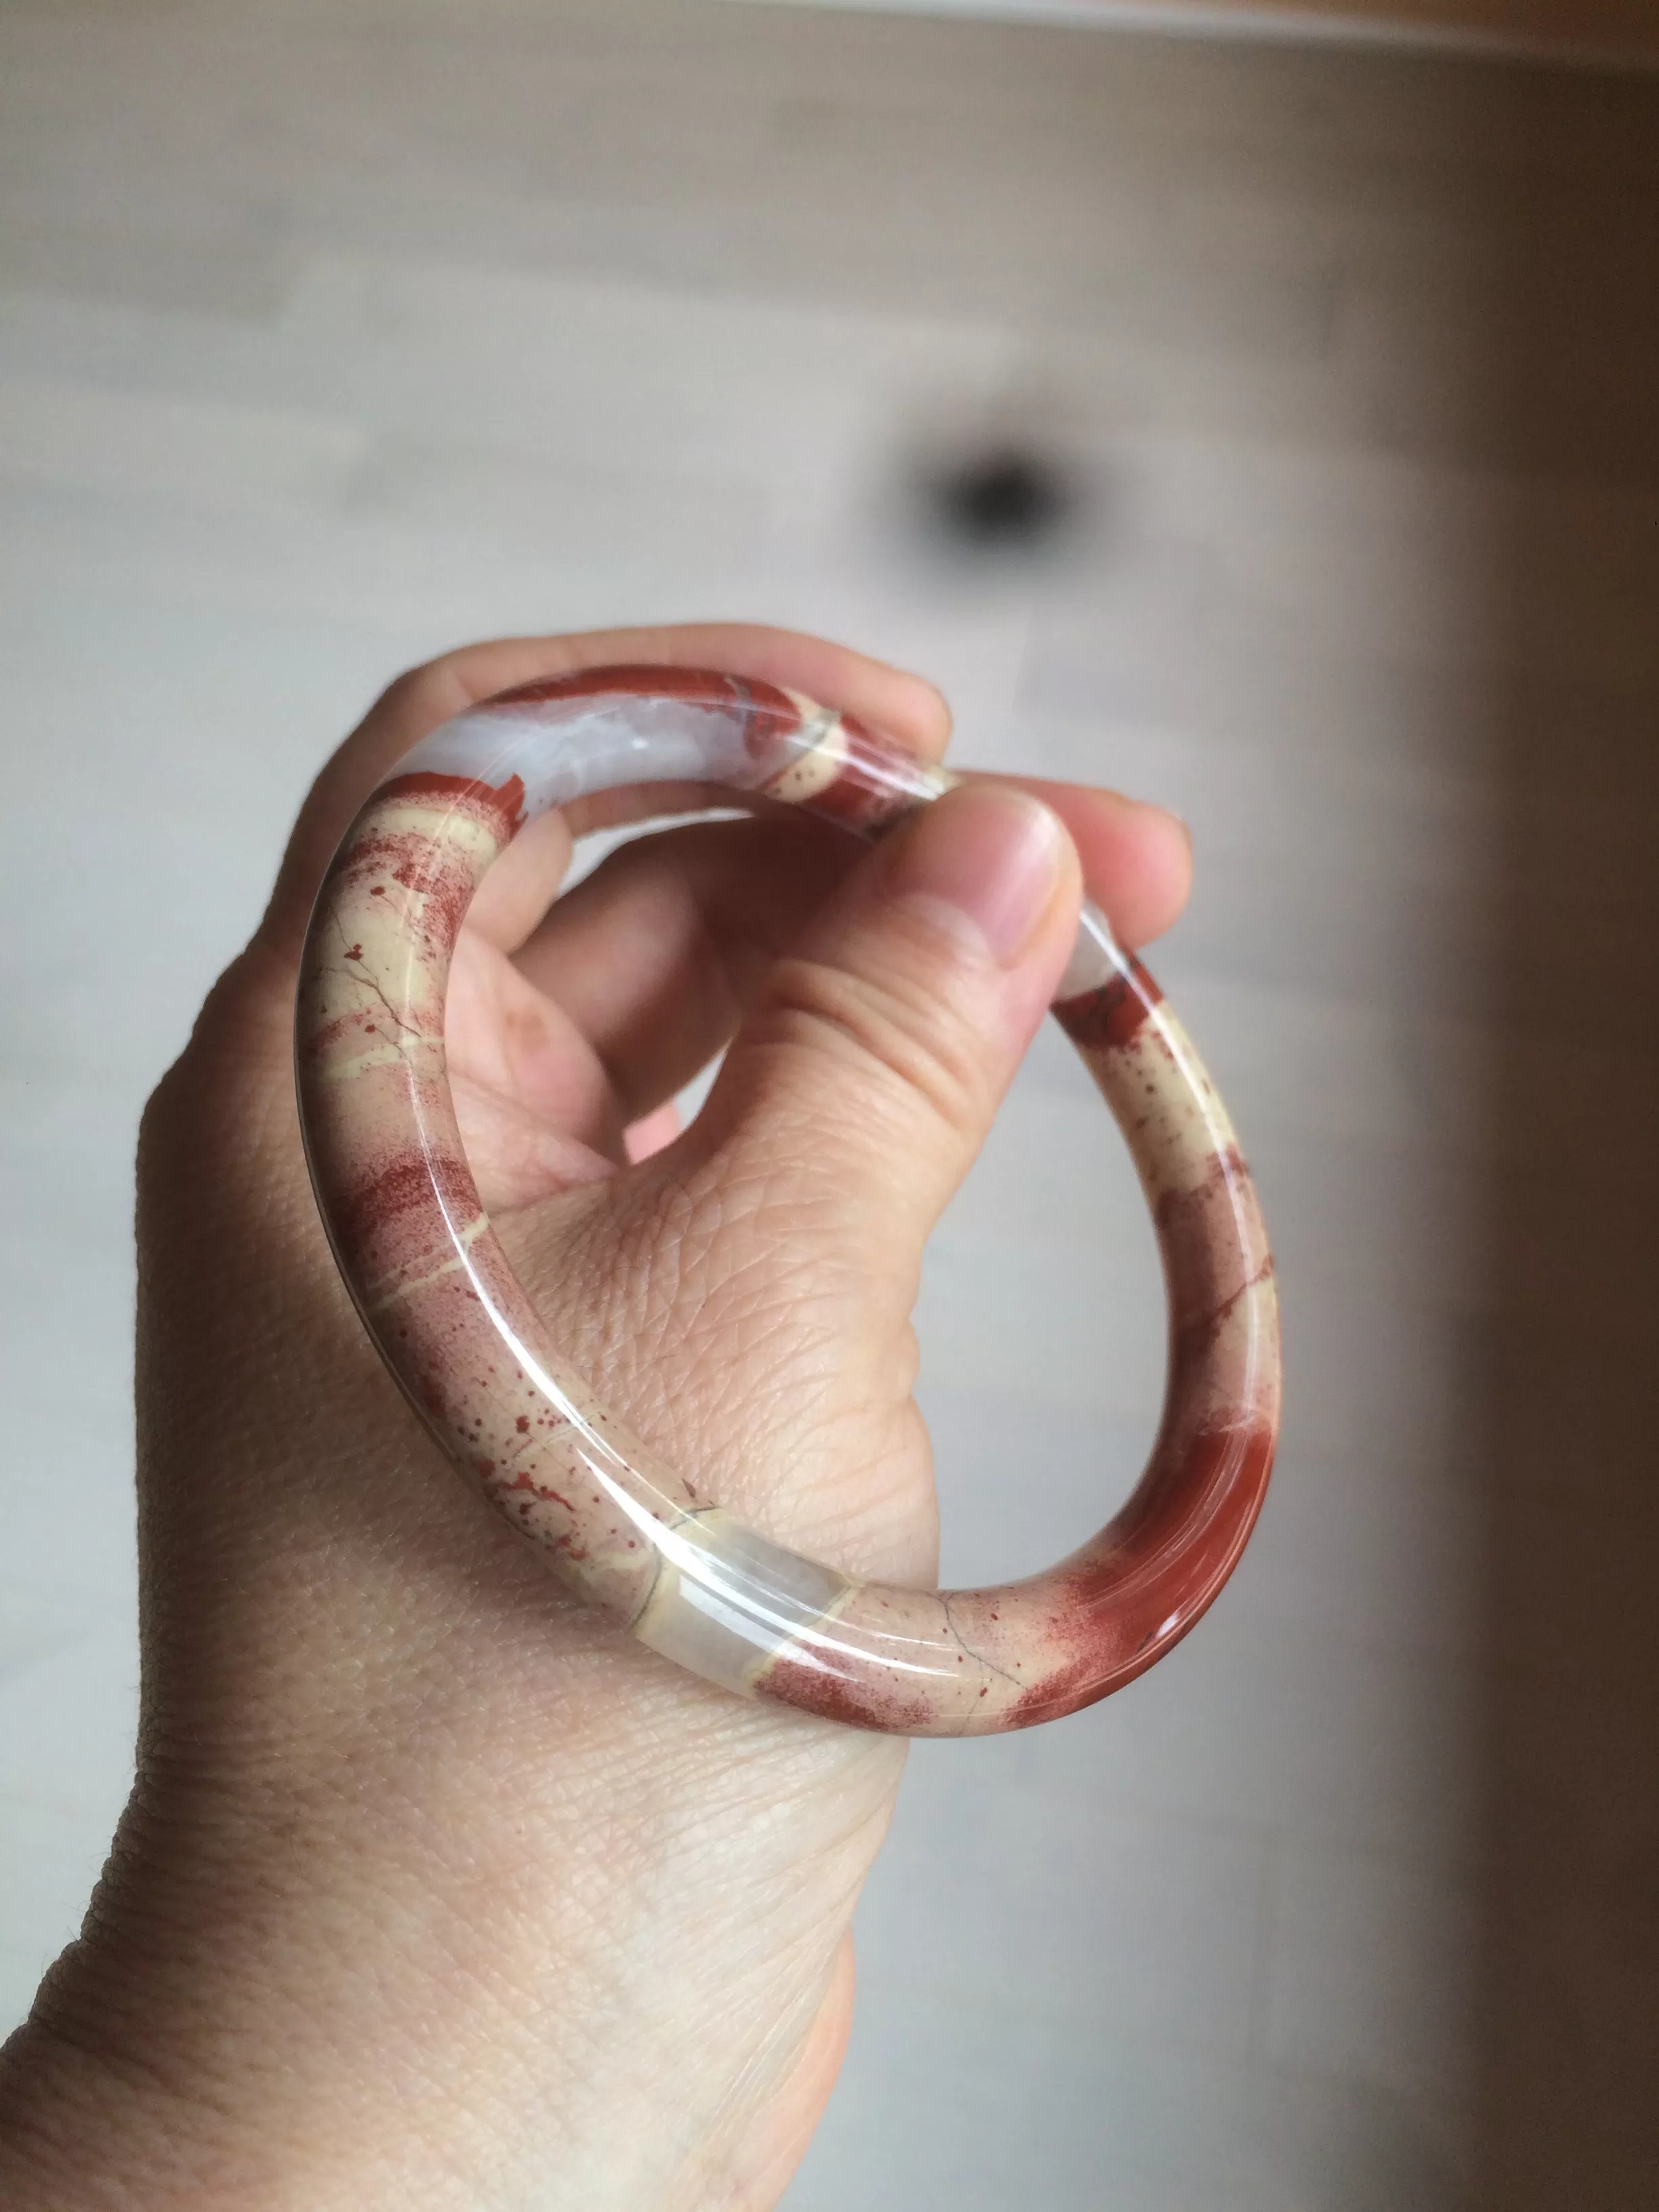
<box><xmin>1</xmin><ymin>5</ymin><xmax>1656</xmax><ymax>2207</ymax></box>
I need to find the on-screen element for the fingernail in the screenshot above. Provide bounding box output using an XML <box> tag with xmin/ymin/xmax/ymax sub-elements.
<box><xmin>884</xmin><ymin>783</ymin><xmax>1068</xmax><ymax>966</ymax></box>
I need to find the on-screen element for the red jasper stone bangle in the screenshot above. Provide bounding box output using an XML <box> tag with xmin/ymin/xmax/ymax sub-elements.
<box><xmin>296</xmin><ymin>668</ymin><xmax>1279</xmax><ymax>1734</ymax></box>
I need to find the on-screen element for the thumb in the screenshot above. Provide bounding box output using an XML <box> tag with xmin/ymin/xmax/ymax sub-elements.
<box><xmin>688</xmin><ymin>780</ymin><xmax>1082</xmax><ymax>1266</ymax></box>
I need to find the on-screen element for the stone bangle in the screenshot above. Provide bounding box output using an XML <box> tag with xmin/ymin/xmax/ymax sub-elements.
<box><xmin>296</xmin><ymin>666</ymin><xmax>1279</xmax><ymax>1734</ymax></box>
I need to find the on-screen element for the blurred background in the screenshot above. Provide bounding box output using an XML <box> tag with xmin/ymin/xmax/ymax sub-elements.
<box><xmin>3</xmin><ymin>3</ymin><xmax>1657</xmax><ymax>2207</ymax></box>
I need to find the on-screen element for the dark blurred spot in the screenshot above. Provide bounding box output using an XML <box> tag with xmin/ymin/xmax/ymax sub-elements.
<box><xmin>923</xmin><ymin>443</ymin><xmax>1078</xmax><ymax>554</ymax></box>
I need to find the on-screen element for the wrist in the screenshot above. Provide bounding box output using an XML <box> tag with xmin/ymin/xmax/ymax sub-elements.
<box><xmin>2</xmin><ymin>1676</ymin><xmax>901</xmax><ymax>2210</ymax></box>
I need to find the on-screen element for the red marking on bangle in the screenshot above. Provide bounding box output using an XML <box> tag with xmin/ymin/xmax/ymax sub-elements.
<box><xmin>760</xmin><ymin>1650</ymin><xmax>936</xmax><ymax>1736</ymax></box>
<box><xmin>802</xmin><ymin>721</ymin><xmax>939</xmax><ymax>834</ymax></box>
<box><xmin>1008</xmin><ymin>1416</ymin><xmax>1276</xmax><ymax>1727</ymax></box>
<box><xmin>325</xmin><ymin>1149</ymin><xmax>478</xmax><ymax>1284</ymax></box>
<box><xmin>376</xmin><ymin>770</ymin><xmax>528</xmax><ymax>838</ymax></box>
<box><xmin>487</xmin><ymin>665</ymin><xmax>802</xmax><ymax>761</ymax></box>
<box><xmin>1157</xmin><ymin>1145</ymin><xmax>1265</xmax><ymax>1355</ymax></box>
<box><xmin>1054</xmin><ymin>957</ymin><xmax>1164</xmax><ymax>1053</ymax></box>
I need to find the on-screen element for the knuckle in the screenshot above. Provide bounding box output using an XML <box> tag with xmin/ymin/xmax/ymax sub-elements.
<box><xmin>139</xmin><ymin>951</ymin><xmax>295</xmax><ymax>1172</ymax></box>
<box><xmin>752</xmin><ymin>952</ymin><xmax>990</xmax><ymax>1139</ymax></box>
<box><xmin>188</xmin><ymin>945</ymin><xmax>293</xmax><ymax>1063</ymax></box>
<box><xmin>137</xmin><ymin>1056</ymin><xmax>190</xmax><ymax>1168</ymax></box>
<box><xmin>376</xmin><ymin>655</ymin><xmax>466</xmax><ymax>724</ymax></box>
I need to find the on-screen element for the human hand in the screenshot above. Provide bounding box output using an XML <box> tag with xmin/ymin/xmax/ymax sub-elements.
<box><xmin>0</xmin><ymin>625</ymin><xmax>1190</xmax><ymax>2211</ymax></box>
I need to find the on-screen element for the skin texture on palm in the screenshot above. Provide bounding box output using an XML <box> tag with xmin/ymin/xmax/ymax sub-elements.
<box><xmin>0</xmin><ymin>626</ymin><xmax>1200</xmax><ymax>2211</ymax></box>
